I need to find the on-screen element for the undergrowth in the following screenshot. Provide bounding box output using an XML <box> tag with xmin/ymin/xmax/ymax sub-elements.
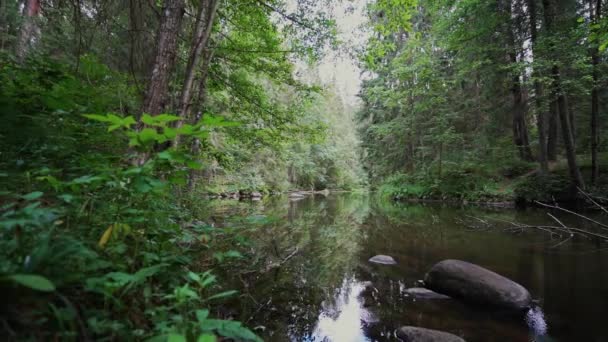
<box><xmin>0</xmin><ymin>54</ymin><xmax>260</xmax><ymax>341</ymax></box>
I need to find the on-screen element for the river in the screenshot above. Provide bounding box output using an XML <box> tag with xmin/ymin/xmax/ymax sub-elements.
<box><xmin>202</xmin><ymin>193</ymin><xmax>608</xmax><ymax>342</ymax></box>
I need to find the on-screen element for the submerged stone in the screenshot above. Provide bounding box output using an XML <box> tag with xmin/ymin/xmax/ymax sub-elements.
<box><xmin>424</xmin><ymin>259</ymin><xmax>532</xmax><ymax>312</ymax></box>
<box><xmin>368</xmin><ymin>255</ymin><xmax>397</xmax><ymax>265</ymax></box>
<box><xmin>397</xmin><ymin>326</ymin><xmax>466</xmax><ymax>342</ymax></box>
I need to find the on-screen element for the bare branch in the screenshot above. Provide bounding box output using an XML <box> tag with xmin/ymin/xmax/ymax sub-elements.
<box><xmin>535</xmin><ymin>201</ymin><xmax>608</xmax><ymax>230</ymax></box>
<box><xmin>577</xmin><ymin>187</ymin><xmax>608</xmax><ymax>215</ymax></box>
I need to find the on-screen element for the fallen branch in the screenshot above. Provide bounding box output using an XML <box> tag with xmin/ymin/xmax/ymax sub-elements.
<box><xmin>547</xmin><ymin>213</ymin><xmax>574</xmax><ymax>248</ymax></box>
<box><xmin>577</xmin><ymin>187</ymin><xmax>608</xmax><ymax>215</ymax></box>
<box><xmin>534</xmin><ymin>201</ymin><xmax>608</xmax><ymax>231</ymax></box>
<box><xmin>462</xmin><ymin>215</ymin><xmax>608</xmax><ymax>246</ymax></box>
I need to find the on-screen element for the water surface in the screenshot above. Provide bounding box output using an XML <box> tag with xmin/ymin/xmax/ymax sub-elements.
<box><xmin>205</xmin><ymin>194</ymin><xmax>608</xmax><ymax>342</ymax></box>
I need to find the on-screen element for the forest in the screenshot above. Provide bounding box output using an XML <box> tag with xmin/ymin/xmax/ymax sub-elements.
<box><xmin>0</xmin><ymin>0</ymin><xmax>607</xmax><ymax>341</ymax></box>
<box><xmin>360</xmin><ymin>0</ymin><xmax>608</xmax><ymax>203</ymax></box>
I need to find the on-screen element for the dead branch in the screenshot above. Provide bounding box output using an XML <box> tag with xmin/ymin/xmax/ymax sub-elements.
<box><xmin>462</xmin><ymin>215</ymin><xmax>608</xmax><ymax>247</ymax></box>
<box><xmin>577</xmin><ymin>187</ymin><xmax>608</xmax><ymax>215</ymax></box>
<box><xmin>535</xmin><ymin>201</ymin><xmax>608</xmax><ymax>231</ymax></box>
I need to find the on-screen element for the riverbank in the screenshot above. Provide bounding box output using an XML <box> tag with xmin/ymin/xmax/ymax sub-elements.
<box><xmin>378</xmin><ymin>156</ymin><xmax>608</xmax><ymax>206</ymax></box>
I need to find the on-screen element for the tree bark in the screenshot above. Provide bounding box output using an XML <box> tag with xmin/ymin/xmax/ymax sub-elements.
<box><xmin>542</xmin><ymin>0</ymin><xmax>585</xmax><ymax>188</ymax></box>
<box><xmin>590</xmin><ymin>0</ymin><xmax>602</xmax><ymax>183</ymax></box>
<box><xmin>142</xmin><ymin>0</ymin><xmax>185</xmax><ymax>116</ymax></box>
<box><xmin>174</xmin><ymin>0</ymin><xmax>219</xmax><ymax>147</ymax></box>
<box><xmin>527</xmin><ymin>0</ymin><xmax>549</xmax><ymax>174</ymax></box>
<box><xmin>546</xmin><ymin>101</ymin><xmax>559</xmax><ymax>160</ymax></box>
<box><xmin>178</xmin><ymin>0</ymin><xmax>219</xmax><ymax>121</ymax></box>
<box><xmin>187</xmin><ymin>48</ymin><xmax>215</xmax><ymax>190</ymax></box>
<box><xmin>505</xmin><ymin>0</ymin><xmax>534</xmax><ymax>161</ymax></box>
<box><xmin>15</xmin><ymin>0</ymin><xmax>40</xmax><ymax>61</ymax></box>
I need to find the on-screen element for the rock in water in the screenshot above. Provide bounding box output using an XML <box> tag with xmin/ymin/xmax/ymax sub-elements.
<box><xmin>369</xmin><ymin>255</ymin><xmax>397</xmax><ymax>265</ymax></box>
<box><xmin>424</xmin><ymin>259</ymin><xmax>531</xmax><ymax>312</ymax></box>
<box><xmin>404</xmin><ymin>287</ymin><xmax>451</xmax><ymax>300</ymax></box>
<box><xmin>397</xmin><ymin>326</ymin><xmax>465</xmax><ymax>342</ymax></box>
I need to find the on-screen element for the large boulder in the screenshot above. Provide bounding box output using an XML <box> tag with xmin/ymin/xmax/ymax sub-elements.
<box><xmin>424</xmin><ymin>259</ymin><xmax>531</xmax><ymax>312</ymax></box>
<box><xmin>369</xmin><ymin>255</ymin><xmax>397</xmax><ymax>265</ymax></box>
<box><xmin>397</xmin><ymin>326</ymin><xmax>465</xmax><ymax>342</ymax></box>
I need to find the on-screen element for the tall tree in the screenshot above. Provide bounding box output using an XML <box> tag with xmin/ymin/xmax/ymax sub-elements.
<box><xmin>15</xmin><ymin>0</ymin><xmax>40</xmax><ymax>61</ymax></box>
<box><xmin>542</xmin><ymin>0</ymin><xmax>585</xmax><ymax>188</ymax></box>
<box><xmin>175</xmin><ymin>0</ymin><xmax>219</xmax><ymax>146</ymax></box>
<box><xmin>505</xmin><ymin>0</ymin><xmax>534</xmax><ymax>161</ymax></box>
<box><xmin>590</xmin><ymin>0</ymin><xmax>603</xmax><ymax>183</ymax></box>
<box><xmin>143</xmin><ymin>0</ymin><xmax>185</xmax><ymax>116</ymax></box>
<box><xmin>527</xmin><ymin>0</ymin><xmax>550</xmax><ymax>173</ymax></box>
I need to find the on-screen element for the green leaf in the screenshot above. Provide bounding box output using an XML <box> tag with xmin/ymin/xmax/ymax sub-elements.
<box><xmin>188</xmin><ymin>271</ymin><xmax>201</xmax><ymax>282</ymax></box>
<box><xmin>83</xmin><ymin>114</ymin><xmax>113</xmax><ymax>122</ymax></box>
<box><xmin>139</xmin><ymin>128</ymin><xmax>161</xmax><ymax>143</ymax></box>
<box><xmin>196</xmin><ymin>309</ymin><xmax>210</xmax><ymax>322</ymax></box>
<box><xmin>141</xmin><ymin>113</ymin><xmax>155</xmax><ymax>126</ymax></box>
<box><xmin>22</xmin><ymin>191</ymin><xmax>43</xmax><ymax>201</ymax></box>
<box><xmin>8</xmin><ymin>274</ymin><xmax>56</xmax><ymax>292</ymax></box>
<box><xmin>167</xmin><ymin>334</ymin><xmax>186</xmax><ymax>342</ymax></box>
<box><xmin>71</xmin><ymin>175</ymin><xmax>103</xmax><ymax>185</ymax></box>
<box><xmin>141</xmin><ymin>113</ymin><xmax>180</xmax><ymax>127</ymax></box>
<box><xmin>197</xmin><ymin>334</ymin><xmax>216</xmax><ymax>342</ymax></box>
<box><xmin>155</xmin><ymin>114</ymin><xmax>180</xmax><ymax>123</ymax></box>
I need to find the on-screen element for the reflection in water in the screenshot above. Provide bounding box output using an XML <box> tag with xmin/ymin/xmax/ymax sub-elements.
<box><xmin>526</xmin><ymin>306</ymin><xmax>548</xmax><ymax>337</ymax></box>
<box><xmin>206</xmin><ymin>194</ymin><xmax>608</xmax><ymax>342</ymax></box>
<box><xmin>309</xmin><ymin>278</ymin><xmax>374</xmax><ymax>342</ymax></box>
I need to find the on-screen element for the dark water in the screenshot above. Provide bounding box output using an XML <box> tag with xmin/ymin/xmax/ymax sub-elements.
<box><xmin>206</xmin><ymin>193</ymin><xmax>608</xmax><ymax>342</ymax></box>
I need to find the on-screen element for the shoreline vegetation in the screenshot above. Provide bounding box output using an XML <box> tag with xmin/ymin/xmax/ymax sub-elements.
<box><xmin>377</xmin><ymin>157</ymin><xmax>608</xmax><ymax>206</ymax></box>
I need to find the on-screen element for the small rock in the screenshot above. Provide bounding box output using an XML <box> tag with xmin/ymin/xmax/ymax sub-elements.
<box><xmin>368</xmin><ymin>255</ymin><xmax>397</xmax><ymax>265</ymax></box>
<box><xmin>251</xmin><ymin>191</ymin><xmax>262</xmax><ymax>198</ymax></box>
<box><xmin>288</xmin><ymin>192</ymin><xmax>306</xmax><ymax>198</ymax></box>
<box><xmin>397</xmin><ymin>326</ymin><xmax>465</xmax><ymax>342</ymax></box>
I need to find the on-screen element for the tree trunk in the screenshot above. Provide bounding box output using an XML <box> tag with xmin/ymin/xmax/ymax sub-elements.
<box><xmin>547</xmin><ymin>101</ymin><xmax>559</xmax><ymax>161</ymax></box>
<box><xmin>554</xmin><ymin>78</ymin><xmax>584</xmax><ymax>187</ymax></box>
<box><xmin>590</xmin><ymin>0</ymin><xmax>602</xmax><ymax>183</ymax></box>
<box><xmin>179</xmin><ymin>0</ymin><xmax>219</xmax><ymax>120</ymax></box>
<box><xmin>175</xmin><ymin>0</ymin><xmax>219</xmax><ymax>147</ymax></box>
<box><xmin>542</xmin><ymin>0</ymin><xmax>585</xmax><ymax>188</ymax></box>
<box><xmin>527</xmin><ymin>0</ymin><xmax>549</xmax><ymax>174</ymax></box>
<box><xmin>142</xmin><ymin>0</ymin><xmax>185</xmax><ymax>116</ymax></box>
<box><xmin>187</xmin><ymin>48</ymin><xmax>215</xmax><ymax>190</ymax></box>
<box><xmin>505</xmin><ymin>0</ymin><xmax>534</xmax><ymax>161</ymax></box>
<box><xmin>511</xmin><ymin>78</ymin><xmax>534</xmax><ymax>161</ymax></box>
<box><xmin>128</xmin><ymin>0</ymin><xmax>152</xmax><ymax>93</ymax></box>
<box><xmin>15</xmin><ymin>0</ymin><xmax>40</xmax><ymax>61</ymax></box>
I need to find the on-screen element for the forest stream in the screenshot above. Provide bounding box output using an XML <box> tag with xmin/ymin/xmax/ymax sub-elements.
<box><xmin>203</xmin><ymin>194</ymin><xmax>608</xmax><ymax>342</ymax></box>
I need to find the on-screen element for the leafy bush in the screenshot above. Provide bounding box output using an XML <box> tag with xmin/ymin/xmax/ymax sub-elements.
<box><xmin>378</xmin><ymin>165</ymin><xmax>513</xmax><ymax>203</ymax></box>
<box><xmin>0</xmin><ymin>56</ymin><xmax>259</xmax><ymax>341</ymax></box>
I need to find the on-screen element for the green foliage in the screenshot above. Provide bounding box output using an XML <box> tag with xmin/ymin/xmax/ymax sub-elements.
<box><xmin>0</xmin><ymin>56</ymin><xmax>259</xmax><ymax>340</ymax></box>
<box><xmin>379</xmin><ymin>166</ymin><xmax>514</xmax><ymax>203</ymax></box>
<box><xmin>514</xmin><ymin>172</ymin><xmax>572</xmax><ymax>203</ymax></box>
<box><xmin>358</xmin><ymin>0</ymin><xmax>607</xmax><ymax>202</ymax></box>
